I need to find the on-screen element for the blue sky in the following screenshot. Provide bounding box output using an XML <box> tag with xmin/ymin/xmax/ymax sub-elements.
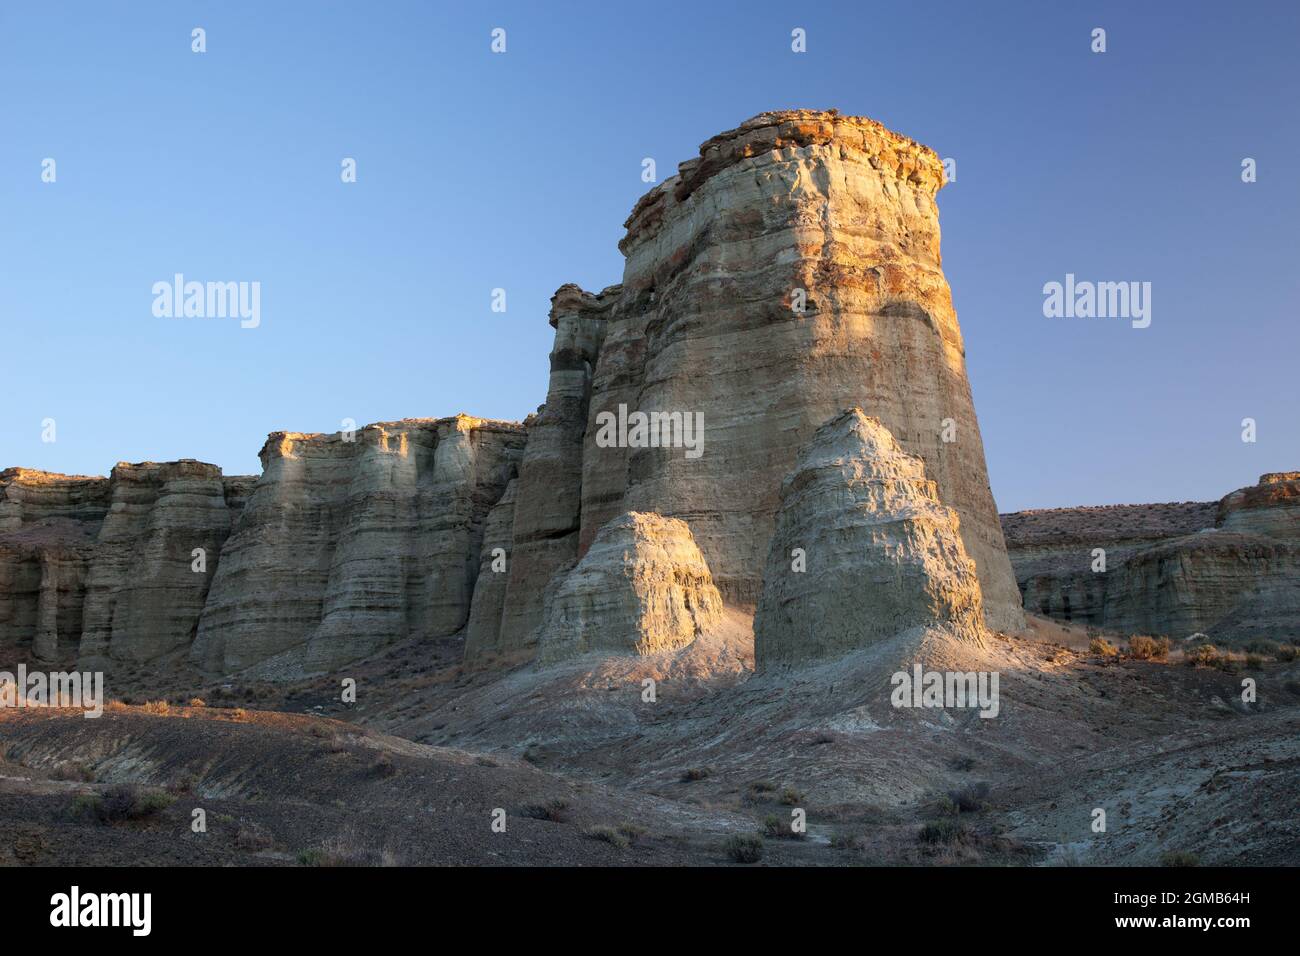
<box><xmin>2</xmin><ymin>0</ymin><xmax>1296</xmax><ymax>511</ymax></box>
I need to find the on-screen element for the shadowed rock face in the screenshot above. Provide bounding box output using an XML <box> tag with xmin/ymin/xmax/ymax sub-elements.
<box><xmin>1004</xmin><ymin>473</ymin><xmax>1300</xmax><ymax>644</ymax></box>
<box><xmin>754</xmin><ymin>410</ymin><xmax>984</xmax><ymax>669</ymax></box>
<box><xmin>538</xmin><ymin>511</ymin><xmax>723</xmax><ymax>664</ymax></box>
<box><xmin>570</xmin><ymin>110</ymin><xmax>1022</xmax><ymax>632</ymax></box>
<box><xmin>191</xmin><ymin>416</ymin><xmax>524</xmax><ymax>677</ymax></box>
<box><xmin>494</xmin><ymin>286</ymin><xmax>619</xmax><ymax>653</ymax></box>
<box><xmin>462</xmin><ymin>479</ymin><xmax>518</xmax><ymax>662</ymax></box>
<box><xmin>0</xmin><ymin>464</ymin><xmax>253</xmax><ymax>664</ymax></box>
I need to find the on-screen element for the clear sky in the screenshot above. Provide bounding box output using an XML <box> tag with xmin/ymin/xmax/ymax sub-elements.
<box><xmin>2</xmin><ymin>1</ymin><xmax>1296</xmax><ymax>512</ymax></box>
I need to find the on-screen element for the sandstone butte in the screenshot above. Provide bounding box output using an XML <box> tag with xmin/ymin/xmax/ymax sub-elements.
<box><xmin>21</xmin><ymin>109</ymin><xmax>1290</xmax><ymax>678</ymax></box>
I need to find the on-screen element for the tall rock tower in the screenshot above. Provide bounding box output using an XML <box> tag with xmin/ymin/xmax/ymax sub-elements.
<box><xmin>575</xmin><ymin>110</ymin><xmax>1023</xmax><ymax>632</ymax></box>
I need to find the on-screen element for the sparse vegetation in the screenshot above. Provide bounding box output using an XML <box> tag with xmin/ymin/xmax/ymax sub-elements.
<box><xmin>1127</xmin><ymin>635</ymin><xmax>1171</xmax><ymax>660</ymax></box>
<box><xmin>72</xmin><ymin>784</ymin><xmax>175</xmax><ymax>825</ymax></box>
<box><xmin>616</xmin><ymin>822</ymin><xmax>646</xmax><ymax>842</ymax></box>
<box><xmin>298</xmin><ymin>830</ymin><xmax>401</xmax><ymax>866</ymax></box>
<box><xmin>1243</xmin><ymin>639</ymin><xmax>1279</xmax><ymax>657</ymax></box>
<box><xmin>1089</xmin><ymin>637</ymin><xmax>1119</xmax><ymax>657</ymax></box>
<box><xmin>583</xmin><ymin>825</ymin><xmax>629</xmax><ymax>849</ymax></box>
<box><xmin>762</xmin><ymin>814</ymin><xmax>805</xmax><ymax>840</ymax></box>
<box><xmin>948</xmin><ymin>782</ymin><xmax>991</xmax><ymax>813</ymax></box>
<box><xmin>1160</xmin><ymin>850</ymin><xmax>1200</xmax><ymax>867</ymax></box>
<box><xmin>778</xmin><ymin>786</ymin><xmax>803</xmax><ymax>806</ymax></box>
<box><xmin>681</xmin><ymin>767</ymin><xmax>710</xmax><ymax>782</ymax></box>
<box><xmin>918</xmin><ymin>818</ymin><xmax>967</xmax><ymax>845</ymax></box>
<box><xmin>1276</xmin><ymin>644</ymin><xmax>1298</xmax><ymax>662</ymax></box>
<box><xmin>948</xmin><ymin>755</ymin><xmax>976</xmax><ymax>772</ymax></box>
<box><xmin>1245</xmin><ymin>654</ymin><xmax>1264</xmax><ymax>669</ymax></box>
<box><xmin>724</xmin><ymin>833</ymin><xmax>764</xmax><ymax>863</ymax></box>
<box><xmin>519</xmin><ymin>798</ymin><xmax>571</xmax><ymax>823</ymax></box>
<box><xmin>370</xmin><ymin>752</ymin><xmax>396</xmax><ymax>778</ymax></box>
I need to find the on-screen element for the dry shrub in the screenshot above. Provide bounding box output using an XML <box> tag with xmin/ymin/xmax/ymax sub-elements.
<box><xmin>1127</xmin><ymin>635</ymin><xmax>1171</xmax><ymax>660</ymax></box>
<box><xmin>1089</xmin><ymin>638</ymin><xmax>1119</xmax><ymax>657</ymax></box>
<box><xmin>725</xmin><ymin>833</ymin><xmax>764</xmax><ymax>863</ymax></box>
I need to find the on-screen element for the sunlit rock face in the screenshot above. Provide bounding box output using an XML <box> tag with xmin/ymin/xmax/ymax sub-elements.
<box><xmin>574</xmin><ymin>110</ymin><xmax>1022</xmax><ymax>632</ymax></box>
<box><xmin>1217</xmin><ymin>472</ymin><xmax>1300</xmax><ymax>543</ymax></box>
<box><xmin>754</xmin><ymin>409</ymin><xmax>985</xmax><ymax>669</ymax></box>
<box><xmin>1006</xmin><ymin>473</ymin><xmax>1300</xmax><ymax>645</ymax></box>
<box><xmin>537</xmin><ymin>511</ymin><xmax>723</xmax><ymax>664</ymax></box>
<box><xmin>190</xmin><ymin>416</ymin><xmax>524</xmax><ymax>677</ymax></box>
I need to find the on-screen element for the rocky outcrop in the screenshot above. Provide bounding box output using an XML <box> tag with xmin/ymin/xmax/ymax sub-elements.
<box><xmin>0</xmin><ymin>470</ymin><xmax>108</xmax><ymax>662</ymax></box>
<box><xmin>1000</xmin><ymin>501</ymin><xmax>1218</xmax><ymax>586</ymax></box>
<box><xmin>567</xmin><ymin>109</ymin><xmax>1021</xmax><ymax>632</ymax></box>
<box><xmin>190</xmin><ymin>416</ymin><xmax>524</xmax><ymax>676</ymax></box>
<box><xmin>0</xmin><ymin>464</ymin><xmax>250</xmax><ymax>664</ymax></box>
<box><xmin>79</xmin><ymin>461</ymin><xmax>243</xmax><ymax>665</ymax></box>
<box><xmin>1003</xmin><ymin>473</ymin><xmax>1299</xmax><ymax>643</ymax></box>
<box><xmin>496</xmin><ymin>286</ymin><xmax>618</xmax><ymax>651</ymax></box>
<box><xmin>754</xmin><ymin>410</ymin><xmax>984</xmax><ymax>669</ymax></box>
<box><xmin>462</xmin><ymin>479</ymin><xmax>518</xmax><ymax>661</ymax></box>
<box><xmin>1217</xmin><ymin>472</ymin><xmax>1299</xmax><ymax>542</ymax></box>
<box><xmin>538</xmin><ymin>511</ymin><xmax>723</xmax><ymax>663</ymax></box>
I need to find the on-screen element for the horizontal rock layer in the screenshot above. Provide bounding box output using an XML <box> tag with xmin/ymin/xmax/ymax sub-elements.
<box><xmin>0</xmin><ymin>463</ymin><xmax>253</xmax><ymax>664</ymax></box>
<box><xmin>191</xmin><ymin>416</ymin><xmax>524</xmax><ymax>676</ymax></box>
<box><xmin>1002</xmin><ymin>473</ymin><xmax>1299</xmax><ymax>643</ymax></box>
<box><xmin>754</xmin><ymin>409</ymin><xmax>984</xmax><ymax>668</ymax></box>
<box><xmin>490</xmin><ymin>109</ymin><xmax>1024</xmax><ymax>654</ymax></box>
<box><xmin>538</xmin><ymin>511</ymin><xmax>723</xmax><ymax>663</ymax></box>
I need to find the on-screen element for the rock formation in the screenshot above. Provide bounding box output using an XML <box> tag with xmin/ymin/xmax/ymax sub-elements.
<box><xmin>0</xmin><ymin>464</ymin><xmax>251</xmax><ymax>664</ymax></box>
<box><xmin>462</xmin><ymin>479</ymin><xmax>518</xmax><ymax>661</ymax></box>
<box><xmin>537</xmin><ymin>511</ymin><xmax>723</xmax><ymax>663</ymax></box>
<box><xmin>3</xmin><ymin>110</ymin><xmax>1036</xmax><ymax>678</ymax></box>
<box><xmin>754</xmin><ymin>410</ymin><xmax>984</xmax><ymax>668</ymax></box>
<box><xmin>1217</xmin><ymin>472</ymin><xmax>1299</xmax><ymax>542</ymax></box>
<box><xmin>502</xmin><ymin>108</ymin><xmax>1023</xmax><ymax>658</ymax></box>
<box><xmin>1002</xmin><ymin>472</ymin><xmax>1299</xmax><ymax>644</ymax></box>
<box><xmin>494</xmin><ymin>286</ymin><xmax>619</xmax><ymax>652</ymax></box>
<box><xmin>191</xmin><ymin>416</ymin><xmax>524</xmax><ymax>676</ymax></box>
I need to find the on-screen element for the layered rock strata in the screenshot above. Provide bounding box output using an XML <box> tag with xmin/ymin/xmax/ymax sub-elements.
<box><xmin>566</xmin><ymin>109</ymin><xmax>1021</xmax><ymax>632</ymax></box>
<box><xmin>462</xmin><ymin>479</ymin><xmax>518</xmax><ymax>661</ymax></box>
<box><xmin>190</xmin><ymin>416</ymin><xmax>524</xmax><ymax>676</ymax></box>
<box><xmin>754</xmin><ymin>410</ymin><xmax>984</xmax><ymax>669</ymax></box>
<box><xmin>0</xmin><ymin>463</ymin><xmax>251</xmax><ymax>664</ymax></box>
<box><xmin>538</xmin><ymin>511</ymin><xmax>723</xmax><ymax>663</ymax></box>
<box><xmin>4</xmin><ymin>109</ymin><xmax>1035</xmax><ymax>676</ymax></box>
<box><xmin>1003</xmin><ymin>473</ymin><xmax>1299</xmax><ymax>643</ymax></box>
<box><xmin>494</xmin><ymin>286</ymin><xmax>618</xmax><ymax>651</ymax></box>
